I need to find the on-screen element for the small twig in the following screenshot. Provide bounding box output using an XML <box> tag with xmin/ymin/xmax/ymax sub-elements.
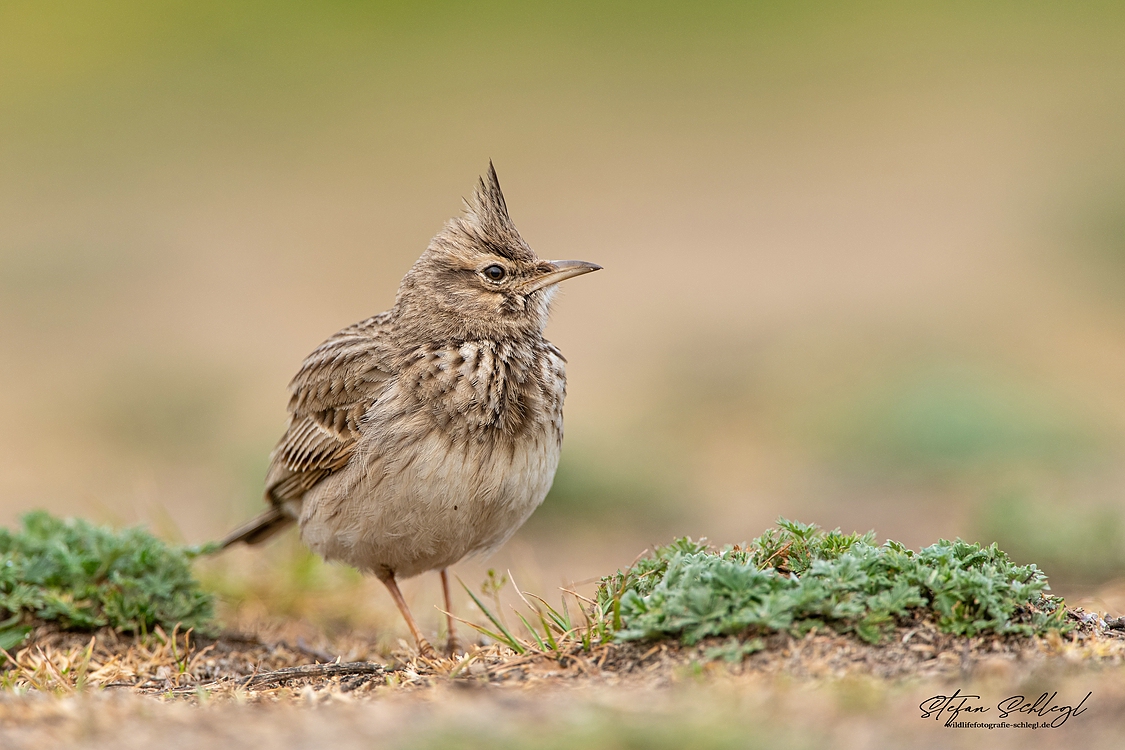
<box><xmin>447</xmin><ymin>652</ymin><xmax>478</xmax><ymax>679</ymax></box>
<box><xmin>626</xmin><ymin>548</ymin><xmax>651</xmax><ymax>571</ymax></box>
<box><xmin>236</xmin><ymin>663</ymin><xmax>262</xmax><ymax>691</ymax></box>
<box><xmin>35</xmin><ymin>646</ymin><xmax>71</xmax><ymax>690</ymax></box>
<box><xmin>508</xmin><ymin>570</ymin><xmax>538</xmax><ymax>612</ymax></box>
<box><xmin>759</xmin><ymin>540</ymin><xmax>793</xmax><ymax>570</ymax></box>
<box><xmin>167</xmin><ymin>662</ymin><xmax>386</xmax><ymax>694</ymax></box>
<box><xmin>484</xmin><ymin>655</ymin><xmax>537</xmax><ymax>677</ymax></box>
<box><xmin>558</xmin><ymin>587</ymin><xmax>596</xmax><ymax>606</ymax></box>
<box><xmin>185</xmin><ymin>642</ymin><xmax>217</xmax><ymax>677</ymax></box>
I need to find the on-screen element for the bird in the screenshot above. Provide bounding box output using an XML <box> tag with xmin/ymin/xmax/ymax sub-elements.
<box><xmin>220</xmin><ymin>163</ymin><xmax>601</xmax><ymax>657</ymax></box>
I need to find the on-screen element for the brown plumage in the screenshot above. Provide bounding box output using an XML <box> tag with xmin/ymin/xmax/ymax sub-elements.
<box><xmin>221</xmin><ymin>163</ymin><xmax>600</xmax><ymax>656</ymax></box>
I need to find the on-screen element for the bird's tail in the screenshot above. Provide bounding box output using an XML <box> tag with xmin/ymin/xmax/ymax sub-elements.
<box><xmin>219</xmin><ymin>505</ymin><xmax>294</xmax><ymax>549</ymax></box>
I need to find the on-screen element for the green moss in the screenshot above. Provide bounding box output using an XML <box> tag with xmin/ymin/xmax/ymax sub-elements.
<box><xmin>0</xmin><ymin>512</ymin><xmax>216</xmax><ymax>651</ymax></box>
<box><xmin>597</xmin><ymin>519</ymin><xmax>1067</xmax><ymax>647</ymax></box>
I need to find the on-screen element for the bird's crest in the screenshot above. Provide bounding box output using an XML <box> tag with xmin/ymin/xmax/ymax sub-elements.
<box><xmin>460</xmin><ymin>161</ymin><xmax>535</xmax><ymax>261</ymax></box>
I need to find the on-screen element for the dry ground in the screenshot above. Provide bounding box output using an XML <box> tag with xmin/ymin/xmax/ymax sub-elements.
<box><xmin>3</xmin><ymin>610</ymin><xmax>1125</xmax><ymax>749</ymax></box>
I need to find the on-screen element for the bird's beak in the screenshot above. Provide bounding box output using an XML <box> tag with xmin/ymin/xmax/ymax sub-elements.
<box><xmin>522</xmin><ymin>260</ymin><xmax>602</xmax><ymax>294</ymax></box>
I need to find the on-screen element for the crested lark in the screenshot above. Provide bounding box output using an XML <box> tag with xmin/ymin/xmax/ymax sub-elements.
<box><xmin>221</xmin><ymin>164</ymin><xmax>600</xmax><ymax>656</ymax></box>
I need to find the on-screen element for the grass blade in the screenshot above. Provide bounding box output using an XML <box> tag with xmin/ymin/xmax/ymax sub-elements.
<box><xmin>537</xmin><ymin>610</ymin><xmax>559</xmax><ymax>651</ymax></box>
<box><xmin>458</xmin><ymin>578</ymin><xmax>526</xmax><ymax>654</ymax></box>
<box><xmin>514</xmin><ymin>610</ymin><xmax>547</xmax><ymax>651</ymax></box>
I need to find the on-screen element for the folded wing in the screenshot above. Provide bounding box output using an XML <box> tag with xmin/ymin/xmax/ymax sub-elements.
<box><xmin>221</xmin><ymin>313</ymin><xmax>394</xmax><ymax>547</ymax></box>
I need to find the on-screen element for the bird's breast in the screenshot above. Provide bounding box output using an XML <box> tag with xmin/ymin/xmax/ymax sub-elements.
<box><xmin>395</xmin><ymin>338</ymin><xmax>566</xmax><ymax>442</ymax></box>
<box><xmin>298</xmin><ymin>337</ymin><xmax>568</xmax><ymax>577</ymax></box>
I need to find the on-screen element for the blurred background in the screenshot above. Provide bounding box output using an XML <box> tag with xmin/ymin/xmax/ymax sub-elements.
<box><xmin>4</xmin><ymin>0</ymin><xmax>1125</xmax><ymax>640</ymax></box>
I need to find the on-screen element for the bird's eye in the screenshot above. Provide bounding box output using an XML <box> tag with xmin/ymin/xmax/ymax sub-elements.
<box><xmin>483</xmin><ymin>264</ymin><xmax>506</xmax><ymax>282</ymax></box>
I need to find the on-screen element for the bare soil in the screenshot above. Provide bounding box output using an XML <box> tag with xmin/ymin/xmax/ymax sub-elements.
<box><xmin>3</xmin><ymin>606</ymin><xmax>1123</xmax><ymax>696</ymax></box>
<box><xmin>3</xmin><ymin>609</ymin><xmax>1125</xmax><ymax>749</ymax></box>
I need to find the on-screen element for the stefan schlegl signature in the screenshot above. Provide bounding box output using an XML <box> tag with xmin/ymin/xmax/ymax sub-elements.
<box><xmin>919</xmin><ymin>689</ymin><xmax>1091</xmax><ymax>728</ymax></box>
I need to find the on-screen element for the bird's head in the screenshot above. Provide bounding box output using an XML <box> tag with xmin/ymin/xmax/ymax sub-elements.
<box><xmin>392</xmin><ymin>163</ymin><xmax>601</xmax><ymax>342</ymax></box>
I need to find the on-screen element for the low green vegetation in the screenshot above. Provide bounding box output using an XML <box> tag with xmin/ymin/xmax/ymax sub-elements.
<box><xmin>0</xmin><ymin>512</ymin><xmax>216</xmax><ymax>652</ymax></box>
<box><xmin>0</xmin><ymin>511</ymin><xmax>1072</xmax><ymax>667</ymax></box>
<box><xmin>595</xmin><ymin>519</ymin><xmax>1068</xmax><ymax>649</ymax></box>
<box><xmin>466</xmin><ymin>519</ymin><xmax>1068</xmax><ymax>659</ymax></box>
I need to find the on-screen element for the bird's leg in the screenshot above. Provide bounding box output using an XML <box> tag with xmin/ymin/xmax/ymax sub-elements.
<box><xmin>378</xmin><ymin>571</ymin><xmax>436</xmax><ymax>659</ymax></box>
<box><xmin>440</xmin><ymin>568</ymin><xmax>461</xmax><ymax>656</ymax></box>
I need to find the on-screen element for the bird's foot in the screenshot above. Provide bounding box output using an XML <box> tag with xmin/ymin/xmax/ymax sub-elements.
<box><xmin>445</xmin><ymin>635</ymin><xmax>463</xmax><ymax>658</ymax></box>
<box><xmin>415</xmin><ymin>638</ymin><xmax>438</xmax><ymax>660</ymax></box>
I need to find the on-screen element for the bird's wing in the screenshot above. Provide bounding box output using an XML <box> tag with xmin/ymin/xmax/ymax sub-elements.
<box><xmin>265</xmin><ymin>314</ymin><xmax>394</xmax><ymax>506</ymax></box>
